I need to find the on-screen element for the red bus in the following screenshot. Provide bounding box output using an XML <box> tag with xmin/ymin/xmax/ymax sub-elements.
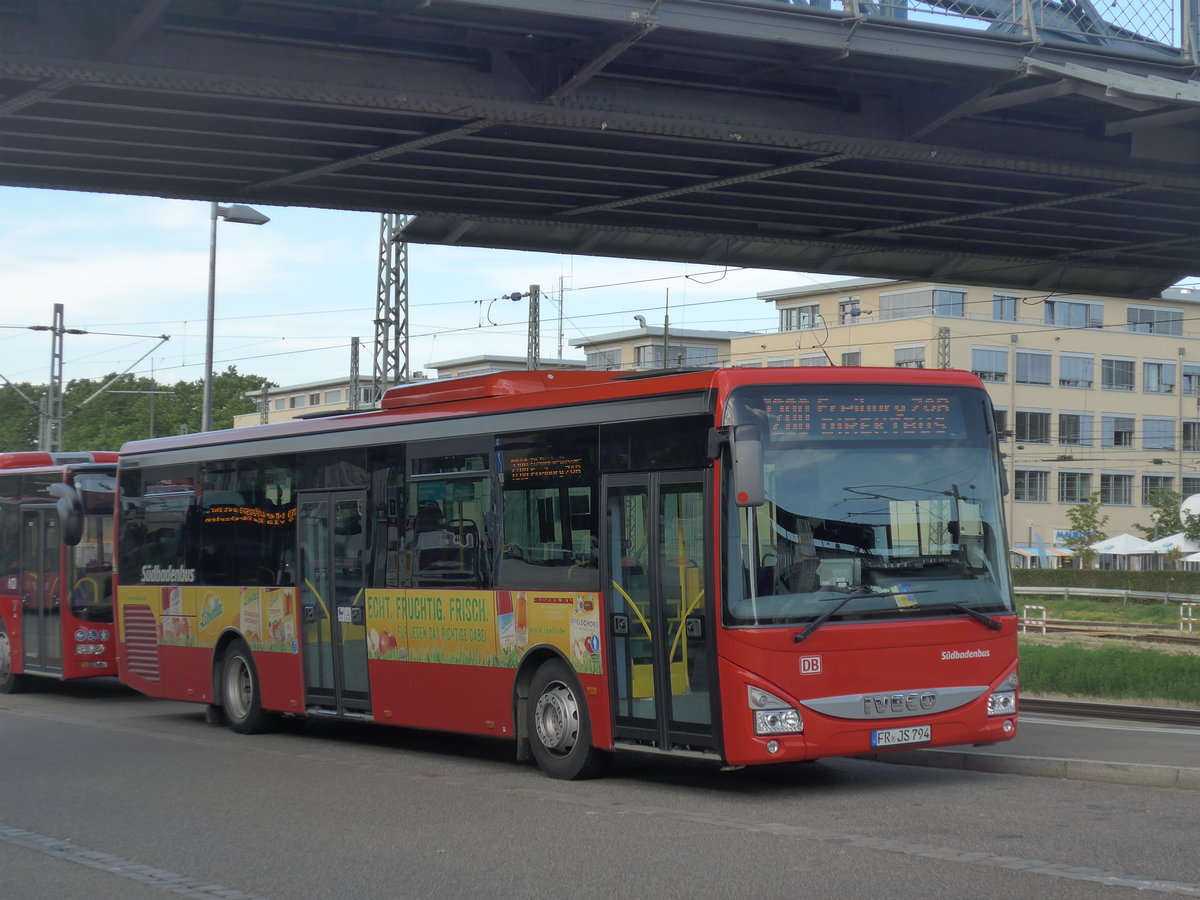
<box><xmin>114</xmin><ymin>368</ymin><xmax>1018</xmax><ymax>778</ymax></box>
<box><xmin>0</xmin><ymin>451</ymin><xmax>118</xmax><ymax>693</ymax></box>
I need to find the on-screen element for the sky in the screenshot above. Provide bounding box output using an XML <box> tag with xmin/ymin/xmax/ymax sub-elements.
<box><xmin>0</xmin><ymin>186</ymin><xmax>832</xmax><ymax>390</ymax></box>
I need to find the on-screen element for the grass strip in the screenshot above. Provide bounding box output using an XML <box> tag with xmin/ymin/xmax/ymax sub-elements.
<box><xmin>1020</xmin><ymin>642</ymin><xmax>1200</xmax><ymax>706</ymax></box>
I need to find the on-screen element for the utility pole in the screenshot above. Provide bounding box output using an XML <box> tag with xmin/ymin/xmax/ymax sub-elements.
<box><xmin>349</xmin><ymin>336</ymin><xmax>361</xmax><ymax>410</ymax></box>
<box><xmin>527</xmin><ymin>283</ymin><xmax>540</xmax><ymax>369</ymax></box>
<box><xmin>31</xmin><ymin>304</ymin><xmax>81</xmax><ymax>452</ymax></box>
<box><xmin>374</xmin><ymin>213</ymin><xmax>411</xmax><ymax>403</ymax></box>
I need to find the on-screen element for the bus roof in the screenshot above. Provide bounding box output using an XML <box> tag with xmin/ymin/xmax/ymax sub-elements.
<box><xmin>0</xmin><ymin>451</ymin><xmax>118</xmax><ymax>470</ymax></box>
<box><xmin>120</xmin><ymin>367</ymin><xmax>987</xmax><ymax>457</ymax></box>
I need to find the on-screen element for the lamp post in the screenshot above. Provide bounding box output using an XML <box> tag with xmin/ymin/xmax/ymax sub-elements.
<box><xmin>202</xmin><ymin>202</ymin><xmax>269</xmax><ymax>432</ymax></box>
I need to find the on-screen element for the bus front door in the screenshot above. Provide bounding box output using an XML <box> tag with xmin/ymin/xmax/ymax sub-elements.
<box><xmin>604</xmin><ymin>472</ymin><xmax>714</xmax><ymax>753</ymax></box>
<box><xmin>297</xmin><ymin>492</ymin><xmax>371</xmax><ymax>716</ymax></box>
<box><xmin>19</xmin><ymin>506</ymin><xmax>63</xmax><ymax>676</ymax></box>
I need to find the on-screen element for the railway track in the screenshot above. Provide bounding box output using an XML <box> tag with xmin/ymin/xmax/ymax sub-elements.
<box><xmin>1021</xmin><ymin>698</ymin><xmax>1200</xmax><ymax>727</ymax></box>
<box><xmin>1020</xmin><ymin>618</ymin><xmax>1200</xmax><ymax>648</ymax></box>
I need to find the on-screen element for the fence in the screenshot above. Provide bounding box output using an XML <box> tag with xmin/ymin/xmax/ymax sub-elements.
<box><xmin>733</xmin><ymin>0</ymin><xmax>1198</xmax><ymax>64</ymax></box>
<box><xmin>1015</xmin><ymin>586</ymin><xmax>1200</xmax><ymax>605</ymax></box>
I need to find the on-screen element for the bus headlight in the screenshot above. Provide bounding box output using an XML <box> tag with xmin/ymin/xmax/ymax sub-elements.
<box><xmin>987</xmin><ymin>671</ymin><xmax>1019</xmax><ymax>717</ymax></box>
<box><xmin>748</xmin><ymin>686</ymin><xmax>803</xmax><ymax>735</ymax></box>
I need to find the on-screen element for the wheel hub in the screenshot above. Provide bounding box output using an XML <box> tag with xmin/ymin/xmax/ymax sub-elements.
<box><xmin>534</xmin><ymin>683</ymin><xmax>579</xmax><ymax>754</ymax></box>
<box><xmin>0</xmin><ymin>632</ymin><xmax>11</xmax><ymax>681</ymax></box>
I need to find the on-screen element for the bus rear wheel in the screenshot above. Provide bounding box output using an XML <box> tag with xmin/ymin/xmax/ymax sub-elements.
<box><xmin>0</xmin><ymin>623</ymin><xmax>30</xmax><ymax>694</ymax></box>
<box><xmin>219</xmin><ymin>639</ymin><xmax>277</xmax><ymax>735</ymax></box>
<box><xmin>527</xmin><ymin>658</ymin><xmax>607</xmax><ymax>780</ymax></box>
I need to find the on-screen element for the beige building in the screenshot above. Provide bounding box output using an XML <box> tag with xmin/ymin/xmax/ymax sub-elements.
<box><xmin>752</xmin><ymin>278</ymin><xmax>1200</xmax><ymax>546</ymax></box>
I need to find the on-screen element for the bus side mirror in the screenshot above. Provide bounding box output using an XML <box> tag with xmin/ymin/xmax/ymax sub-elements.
<box><xmin>731</xmin><ymin>424</ymin><xmax>764</xmax><ymax>507</ymax></box>
<box><xmin>49</xmin><ymin>483</ymin><xmax>84</xmax><ymax>546</ymax></box>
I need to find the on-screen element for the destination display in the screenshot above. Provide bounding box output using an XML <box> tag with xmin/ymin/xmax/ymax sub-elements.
<box><xmin>763</xmin><ymin>393</ymin><xmax>967</xmax><ymax>439</ymax></box>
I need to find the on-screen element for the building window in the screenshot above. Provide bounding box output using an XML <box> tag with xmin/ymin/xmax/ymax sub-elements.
<box><xmin>586</xmin><ymin>348</ymin><xmax>620</xmax><ymax>371</ymax></box>
<box><xmin>1045</xmin><ymin>299</ymin><xmax>1102</xmax><ymax>329</ymax></box>
<box><xmin>838</xmin><ymin>298</ymin><xmax>865</xmax><ymax>324</ymax></box>
<box><xmin>1058</xmin><ymin>413</ymin><xmax>1093</xmax><ymax>446</ymax></box>
<box><xmin>289</xmin><ymin>395</ymin><xmax>304</xmax><ymax>409</ymax></box>
<box><xmin>993</xmin><ymin>293</ymin><xmax>1018</xmax><ymax>322</ymax></box>
<box><xmin>1183</xmin><ymin>364</ymin><xmax>1200</xmax><ymax>396</ymax></box>
<box><xmin>1185</xmin><ymin>421</ymin><xmax>1200</xmax><ymax>452</ymax></box>
<box><xmin>780</xmin><ymin>304</ymin><xmax>820</xmax><ymax>331</ymax></box>
<box><xmin>1058</xmin><ymin>472</ymin><xmax>1092</xmax><ymax>504</ymax></box>
<box><xmin>1100</xmin><ymin>473</ymin><xmax>1133</xmax><ymax>505</ymax></box>
<box><xmin>1016</xmin><ymin>351</ymin><xmax>1050</xmax><ymax>386</ymax></box>
<box><xmin>1143</xmin><ymin>361</ymin><xmax>1176</xmax><ymax>394</ymax></box>
<box><xmin>895</xmin><ymin>346</ymin><xmax>925</xmax><ymax>368</ymax></box>
<box><xmin>309</xmin><ymin>393</ymin><xmax>320</xmax><ymax>405</ymax></box>
<box><xmin>1128</xmin><ymin>306</ymin><xmax>1182</xmax><ymax>335</ymax></box>
<box><xmin>1014</xmin><ymin>470</ymin><xmax>1048</xmax><ymax>502</ymax></box>
<box><xmin>993</xmin><ymin>409</ymin><xmax>1008</xmax><ymax>438</ymax></box>
<box><xmin>273</xmin><ymin>398</ymin><xmax>287</xmax><ymax>411</ymax></box>
<box><xmin>1059</xmin><ymin>355</ymin><xmax>1094</xmax><ymax>389</ymax></box>
<box><xmin>1184</xmin><ymin>476</ymin><xmax>1200</xmax><ymax>497</ymax></box>
<box><xmin>797</xmin><ymin>355</ymin><xmax>827</xmax><ymax>367</ymax></box>
<box><xmin>879</xmin><ymin>288</ymin><xmax>965</xmax><ymax>320</ymax></box>
<box><xmin>1142</xmin><ymin>475</ymin><xmax>1175</xmax><ymax>505</ymax></box>
<box><xmin>323</xmin><ymin>389</ymin><xmax>342</xmax><ymax>404</ymax></box>
<box><xmin>1144</xmin><ymin>417</ymin><xmax>1176</xmax><ymax>450</ymax></box>
<box><xmin>767</xmin><ymin>357</ymin><xmax>793</xmax><ymax>367</ymax></box>
<box><xmin>1015</xmin><ymin>410</ymin><xmax>1050</xmax><ymax>443</ymax></box>
<box><xmin>1101</xmin><ymin>415</ymin><xmax>1135</xmax><ymax>448</ymax></box>
<box><xmin>1101</xmin><ymin>358</ymin><xmax>1135</xmax><ymax>392</ymax></box>
<box><xmin>841</xmin><ymin>350</ymin><xmax>861</xmax><ymax>366</ymax></box>
<box><xmin>971</xmin><ymin>347</ymin><xmax>1007</xmax><ymax>382</ymax></box>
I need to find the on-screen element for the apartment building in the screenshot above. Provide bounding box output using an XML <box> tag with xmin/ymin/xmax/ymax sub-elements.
<box><xmin>740</xmin><ymin>278</ymin><xmax>1200</xmax><ymax>544</ymax></box>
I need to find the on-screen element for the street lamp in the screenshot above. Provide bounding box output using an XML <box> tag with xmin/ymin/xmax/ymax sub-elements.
<box><xmin>202</xmin><ymin>202</ymin><xmax>269</xmax><ymax>432</ymax></box>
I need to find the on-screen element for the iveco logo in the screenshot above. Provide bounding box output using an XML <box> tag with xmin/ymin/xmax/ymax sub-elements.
<box><xmin>863</xmin><ymin>692</ymin><xmax>937</xmax><ymax>715</ymax></box>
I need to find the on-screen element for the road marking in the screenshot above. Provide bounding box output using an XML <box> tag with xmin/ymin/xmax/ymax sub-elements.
<box><xmin>0</xmin><ymin>823</ymin><xmax>266</xmax><ymax>899</ymax></box>
<box><xmin>607</xmin><ymin>802</ymin><xmax>1200</xmax><ymax>896</ymax></box>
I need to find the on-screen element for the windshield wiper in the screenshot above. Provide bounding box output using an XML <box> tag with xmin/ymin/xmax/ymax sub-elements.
<box><xmin>904</xmin><ymin>601</ymin><xmax>1003</xmax><ymax>631</ymax></box>
<box><xmin>792</xmin><ymin>588</ymin><xmax>933</xmax><ymax>644</ymax></box>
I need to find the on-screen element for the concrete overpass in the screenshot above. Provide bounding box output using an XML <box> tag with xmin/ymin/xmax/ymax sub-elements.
<box><xmin>2</xmin><ymin>0</ymin><xmax>1199</xmax><ymax>298</ymax></box>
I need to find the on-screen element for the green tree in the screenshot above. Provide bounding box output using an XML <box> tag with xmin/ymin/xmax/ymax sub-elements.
<box><xmin>1</xmin><ymin>368</ymin><xmax>273</xmax><ymax>452</ymax></box>
<box><xmin>1064</xmin><ymin>492</ymin><xmax>1108</xmax><ymax>568</ymax></box>
<box><xmin>0</xmin><ymin>382</ymin><xmax>41</xmax><ymax>450</ymax></box>
<box><xmin>1132</xmin><ymin>488</ymin><xmax>1182</xmax><ymax>541</ymax></box>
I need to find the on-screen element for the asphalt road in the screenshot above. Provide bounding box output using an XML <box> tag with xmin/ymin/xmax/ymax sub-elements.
<box><xmin>2</xmin><ymin>679</ymin><xmax>1198</xmax><ymax>900</ymax></box>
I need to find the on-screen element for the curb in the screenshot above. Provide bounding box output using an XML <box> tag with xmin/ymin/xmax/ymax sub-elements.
<box><xmin>867</xmin><ymin>749</ymin><xmax>1200</xmax><ymax>791</ymax></box>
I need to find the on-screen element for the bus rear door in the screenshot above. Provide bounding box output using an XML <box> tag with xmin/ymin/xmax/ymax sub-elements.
<box><xmin>604</xmin><ymin>472</ymin><xmax>716</xmax><ymax>754</ymax></box>
<box><xmin>297</xmin><ymin>491</ymin><xmax>371</xmax><ymax>716</ymax></box>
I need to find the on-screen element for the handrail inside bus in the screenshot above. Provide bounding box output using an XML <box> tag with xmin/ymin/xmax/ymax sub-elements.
<box><xmin>609</xmin><ymin>580</ymin><xmax>653</xmax><ymax>640</ymax></box>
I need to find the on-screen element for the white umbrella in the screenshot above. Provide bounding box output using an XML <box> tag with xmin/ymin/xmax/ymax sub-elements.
<box><xmin>1088</xmin><ymin>533</ymin><xmax>1152</xmax><ymax>555</ymax></box>
<box><xmin>1141</xmin><ymin>532</ymin><xmax>1200</xmax><ymax>555</ymax></box>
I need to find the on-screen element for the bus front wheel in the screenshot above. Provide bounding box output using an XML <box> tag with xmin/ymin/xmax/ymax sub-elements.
<box><xmin>219</xmin><ymin>640</ymin><xmax>277</xmax><ymax>735</ymax></box>
<box><xmin>0</xmin><ymin>623</ymin><xmax>30</xmax><ymax>694</ymax></box>
<box><xmin>527</xmin><ymin>658</ymin><xmax>607</xmax><ymax>780</ymax></box>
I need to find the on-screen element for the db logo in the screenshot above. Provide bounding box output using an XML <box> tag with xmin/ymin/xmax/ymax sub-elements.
<box><xmin>799</xmin><ymin>656</ymin><xmax>822</xmax><ymax>675</ymax></box>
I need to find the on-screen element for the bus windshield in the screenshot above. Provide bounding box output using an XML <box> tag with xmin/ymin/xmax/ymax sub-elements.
<box><xmin>724</xmin><ymin>384</ymin><xmax>1012</xmax><ymax>628</ymax></box>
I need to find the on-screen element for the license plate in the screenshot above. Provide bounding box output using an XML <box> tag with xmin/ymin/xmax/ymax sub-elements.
<box><xmin>871</xmin><ymin>725</ymin><xmax>931</xmax><ymax>748</ymax></box>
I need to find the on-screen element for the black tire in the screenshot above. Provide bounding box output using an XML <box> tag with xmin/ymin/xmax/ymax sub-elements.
<box><xmin>219</xmin><ymin>640</ymin><xmax>277</xmax><ymax>734</ymax></box>
<box><xmin>0</xmin><ymin>622</ymin><xmax>30</xmax><ymax>694</ymax></box>
<box><xmin>526</xmin><ymin>658</ymin><xmax>607</xmax><ymax>780</ymax></box>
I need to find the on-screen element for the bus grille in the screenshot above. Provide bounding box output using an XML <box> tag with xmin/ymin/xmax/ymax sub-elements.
<box><xmin>123</xmin><ymin>604</ymin><xmax>160</xmax><ymax>683</ymax></box>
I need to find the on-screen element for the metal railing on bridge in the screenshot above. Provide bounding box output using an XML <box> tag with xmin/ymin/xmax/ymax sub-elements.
<box><xmin>738</xmin><ymin>0</ymin><xmax>1197</xmax><ymax>64</ymax></box>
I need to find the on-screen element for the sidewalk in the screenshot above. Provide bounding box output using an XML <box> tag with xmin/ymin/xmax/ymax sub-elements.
<box><xmin>869</xmin><ymin>707</ymin><xmax>1200</xmax><ymax>790</ymax></box>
